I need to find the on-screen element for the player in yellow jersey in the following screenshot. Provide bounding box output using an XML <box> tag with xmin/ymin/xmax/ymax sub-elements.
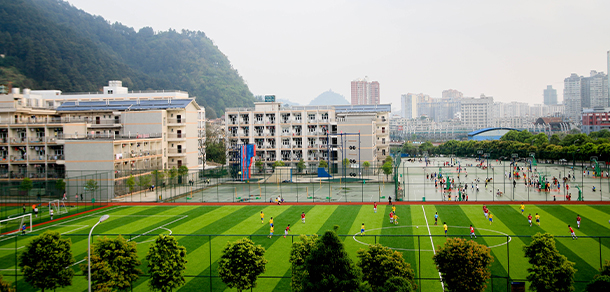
<box><xmin>269</xmin><ymin>225</ymin><xmax>274</xmax><ymax>238</ymax></box>
<box><xmin>360</xmin><ymin>223</ymin><xmax>365</xmax><ymax>235</ymax></box>
<box><xmin>489</xmin><ymin>213</ymin><xmax>493</xmax><ymax>225</ymax></box>
<box><xmin>260</xmin><ymin>211</ymin><xmax>264</xmax><ymax>224</ymax></box>
<box><xmin>393</xmin><ymin>214</ymin><xmax>399</xmax><ymax>225</ymax></box>
<box><xmin>269</xmin><ymin>217</ymin><xmax>274</xmax><ymax>227</ymax></box>
<box><xmin>392</xmin><ymin>205</ymin><xmax>396</xmax><ymax>213</ymax></box>
<box><xmin>443</xmin><ymin>222</ymin><xmax>448</xmax><ymax>236</ymax></box>
<box><xmin>520</xmin><ymin>202</ymin><xmax>525</xmax><ymax>215</ymax></box>
<box><xmin>535</xmin><ymin>213</ymin><xmax>540</xmax><ymax>226</ymax></box>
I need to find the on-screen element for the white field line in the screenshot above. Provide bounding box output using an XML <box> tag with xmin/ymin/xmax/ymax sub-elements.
<box><xmin>128</xmin><ymin>215</ymin><xmax>187</xmax><ymax>242</ymax></box>
<box><xmin>61</xmin><ymin>225</ymin><xmax>90</xmax><ymax>235</ymax></box>
<box><xmin>0</xmin><ymin>246</ymin><xmax>24</xmax><ymax>251</ymax></box>
<box><xmin>422</xmin><ymin>205</ymin><xmax>445</xmax><ymax>291</ymax></box>
<box><xmin>0</xmin><ymin>206</ymin><xmax>124</xmax><ymax>243</ymax></box>
<box><xmin>71</xmin><ymin>215</ymin><xmax>188</xmax><ymax>267</ymax></box>
<box><xmin>135</xmin><ymin>227</ymin><xmax>172</xmax><ymax>244</ymax></box>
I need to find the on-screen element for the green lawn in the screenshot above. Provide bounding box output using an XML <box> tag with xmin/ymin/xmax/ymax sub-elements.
<box><xmin>1</xmin><ymin>204</ymin><xmax>610</xmax><ymax>291</ymax></box>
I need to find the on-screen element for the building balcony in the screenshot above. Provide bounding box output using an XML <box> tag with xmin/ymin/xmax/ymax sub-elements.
<box><xmin>168</xmin><ymin>118</ymin><xmax>186</xmax><ymax>126</ymax></box>
<box><xmin>47</xmin><ymin>154</ymin><xmax>65</xmax><ymax>161</ymax></box>
<box><xmin>167</xmin><ymin>133</ymin><xmax>187</xmax><ymax>141</ymax></box>
<box><xmin>10</xmin><ymin>155</ymin><xmax>27</xmax><ymax>162</ymax></box>
<box><xmin>168</xmin><ymin>148</ymin><xmax>187</xmax><ymax>156</ymax></box>
<box><xmin>28</xmin><ymin>155</ymin><xmax>47</xmax><ymax>162</ymax></box>
<box><xmin>28</xmin><ymin>137</ymin><xmax>45</xmax><ymax>144</ymax></box>
<box><xmin>10</xmin><ymin>137</ymin><xmax>27</xmax><ymax>144</ymax></box>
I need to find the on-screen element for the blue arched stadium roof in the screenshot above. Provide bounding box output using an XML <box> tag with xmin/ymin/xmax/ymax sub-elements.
<box><xmin>467</xmin><ymin>127</ymin><xmax>519</xmax><ymax>137</ymax></box>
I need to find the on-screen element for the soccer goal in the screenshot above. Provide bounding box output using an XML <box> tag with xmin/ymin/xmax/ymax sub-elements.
<box><xmin>0</xmin><ymin>213</ymin><xmax>32</xmax><ymax>235</ymax></box>
<box><xmin>48</xmin><ymin>199</ymin><xmax>68</xmax><ymax>215</ymax></box>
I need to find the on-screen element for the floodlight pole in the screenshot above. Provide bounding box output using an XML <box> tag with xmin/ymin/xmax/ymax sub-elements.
<box><xmin>89</xmin><ymin>215</ymin><xmax>109</xmax><ymax>292</ymax></box>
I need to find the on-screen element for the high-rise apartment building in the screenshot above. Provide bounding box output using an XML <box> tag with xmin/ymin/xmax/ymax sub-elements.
<box><xmin>400</xmin><ymin>94</ymin><xmax>417</xmax><ymax>119</ymax></box>
<box><xmin>460</xmin><ymin>94</ymin><xmax>494</xmax><ymax>129</ymax></box>
<box><xmin>543</xmin><ymin>85</ymin><xmax>558</xmax><ymax>105</ymax></box>
<box><xmin>351</xmin><ymin>77</ymin><xmax>380</xmax><ymax>105</ymax></box>
<box><xmin>581</xmin><ymin>70</ymin><xmax>608</xmax><ymax>109</ymax></box>
<box><xmin>564</xmin><ymin>73</ymin><xmax>583</xmax><ymax>122</ymax></box>
<box><xmin>564</xmin><ymin>71</ymin><xmax>609</xmax><ymax>123</ymax></box>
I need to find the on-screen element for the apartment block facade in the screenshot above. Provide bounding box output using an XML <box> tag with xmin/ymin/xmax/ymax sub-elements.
<box><xmin>225</xmin><ymin>102</ymin><xmax>390</xmax><ymax>172</ymax></box>
<box><xmin>460</xmin><ymin>95</ymin><xmax>494</xmax><ymax>129</ymax></box>
<box><xmin>0</xmin><ymin>81</ymin><xmax>205</xmax><ymax>200</ymax></box>
<box><xmin>351</xmin><ymin>77</ymin><xmax>380</xmax><ymax>105</ymax></box>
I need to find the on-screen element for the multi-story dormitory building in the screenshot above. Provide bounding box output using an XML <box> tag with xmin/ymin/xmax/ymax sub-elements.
<box><xmin>0</xmin><ymin>81</ymin><xmax>205</xmax><ymax>201</ymax></box>
<box><xmin>225</xmin><ymin>101</ymin><xmax>390</xmax><ymax>173</ymax></box>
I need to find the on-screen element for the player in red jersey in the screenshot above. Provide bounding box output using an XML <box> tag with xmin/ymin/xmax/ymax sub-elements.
<box><xmin>301</xmin><ymin>212</ymin><xmax>306</xmax><ymax>224</ymax></box>
<box><xmin>374</xmin><ymin>202</ymin><xmax>377</xmax><ymax>213</ymax></box>
<box><xmin>569</xmin><ymin>225</ymin><xmax>577</xmax><ymax>239</ymax></box>
<box><xmin>528</xmin><ymin>214</ymin><xmax>532</xmax><ymax>227</ymax></box>
<box><xmin>576</xmin><ymin>215</ymin><xmax>581</xmax><ymax>228</ymax></box>
<box><xmin>284</xmin><ymin>224</ymin><xmax>291</xmax><ymax>238</ymax></box>
<box><xmin>469</xmin><ymin>225</ymin><xmax>476</xmax><ymax>239</ymax></box>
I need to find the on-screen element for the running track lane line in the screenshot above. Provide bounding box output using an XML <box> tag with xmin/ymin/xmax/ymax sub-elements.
<box><xmin>422</xmin><ymin>205</ymin><xmax>445</xmax><ymax>291</ymax></box>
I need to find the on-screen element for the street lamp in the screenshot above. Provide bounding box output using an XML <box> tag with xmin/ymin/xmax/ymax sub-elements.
<box><xmin>88</xmin><ymin>215</ymin><xmax>109</xmax><ymax>292</ymax></box>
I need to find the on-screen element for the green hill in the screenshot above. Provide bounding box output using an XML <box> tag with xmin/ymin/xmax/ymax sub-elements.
<box><xmin>0</xmin><ymin>0</ymin><xmax>254</xmax><ymax>118</ymax></box>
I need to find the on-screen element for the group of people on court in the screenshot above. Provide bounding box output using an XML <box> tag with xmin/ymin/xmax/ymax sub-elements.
<box><xmin>262</xmin><ymin>210</ymin><xmax>305</xmax><ymax>238</ymax></box>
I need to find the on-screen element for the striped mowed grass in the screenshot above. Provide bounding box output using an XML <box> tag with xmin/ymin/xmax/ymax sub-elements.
<box><xmin>1</xmin><ymin>204</ymin><xmax>610</xmax><ymax>291</ymax></box>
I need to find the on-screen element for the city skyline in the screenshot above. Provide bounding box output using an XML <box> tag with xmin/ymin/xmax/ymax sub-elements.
<box><xmin>67</xmin><ymin>0</ymin><xmax>610</xmax><ymax>108</ymax></box>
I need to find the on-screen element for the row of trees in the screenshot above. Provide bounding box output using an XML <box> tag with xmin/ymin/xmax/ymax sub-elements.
<box><xmin>217</xmin><ymin>230</ymin><xmax>608</xmax><ymax>292</ymax></box>
<box><xmin>6</xmin><ymin>229</ymin><xmax>610</xmax><ymax>291</ymax></box>
<box><xmin>13</xmin><ymin>231</ymin><xmax>187</xmax><ymax>292</ymax></box>
<box><xmin>124</xmin><ymin>166</ymin><xmax>189</xmax><ymax>194</ymax></box>
<box><xmin>402</xmin><ymin>130</ymin><xmax>610</xmax><ymax>163</ymax></box>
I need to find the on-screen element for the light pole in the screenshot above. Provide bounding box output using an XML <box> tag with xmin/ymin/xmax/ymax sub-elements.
<box><xmin>88</xmin><ymin>215</ymin><xmax>109</xmax><ymax>292</ymax></box>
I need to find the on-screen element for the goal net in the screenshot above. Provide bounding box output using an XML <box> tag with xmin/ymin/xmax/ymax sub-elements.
<box><xmin>49</xmin><ymin>199</ymin><xmax>68</xmax><ymax>216</ymax></box>
<box><xmin>0</xmin><ymin>213</ymin><xmax>32</xmax><ymax>235</ymax></box>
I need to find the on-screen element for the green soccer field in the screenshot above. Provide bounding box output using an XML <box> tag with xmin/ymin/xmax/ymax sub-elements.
<box><xmin>1</xmin><ymin>203</ymin><xmax>610</xmax><ymax>292</ymax></box>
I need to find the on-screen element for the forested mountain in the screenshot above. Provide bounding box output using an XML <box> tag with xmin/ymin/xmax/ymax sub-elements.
<box><xmin>0</xmin><ymin>0</ymin><xmax>254</xmax><ymax>118</ymax></box>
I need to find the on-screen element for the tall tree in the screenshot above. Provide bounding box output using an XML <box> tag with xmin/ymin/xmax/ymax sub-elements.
<box><xmin>319</xmin><ymin>159</ymin><xmax>328</xmax><ymax>168</ymax></box>
<box><xmin>523</xmin><ymin>233</ymin><xmax>576</xmax><ymax>292</ymax></box>
<box><xmin>19</xmin><ymin>177</ymin><xmax>33</xmax><ymax>195</ymax></box>
<box><xmin>19</xmin><ymin>231</ymin><xmax>74</xmax><ymax>292</ymax></box>
<box><xmin>146</xmin><ymin>235</ymin><xmax>187</xmax><ymax>292</ymax></box>
<box><xmin>81</xmin><ymin>235</ymin><xmax>142</xmax><ymax>291</ymax></box>
<box><xmin>289</xmin><ymin>235</ymin><xmax>319</xmax><ymax>292</ymax></box>
<box><xmin>432</xmin><ymin>237</ymin><xmax>494</xmax><ymax>292</ymax></box>
<box><xmin>357</xmin><ymin>244</ymin><xmax>416</xmax><ymax>291</ymax></box>
<box><xmin>218</xmin><ymin>238</ymin><xmax>267</xmax><ymax>292</ymax></box>
<box><xmin>125</xmin><ymin>175</ymin><xmax>136</xmax><ymax>194</ymax></box>
<box><xmin>54</xmin><ymin>179</ymin><xmax>65</xmax><ymax>195</ymax></box>
<box><xmin>136</xmin><ymin>175</ymin><xmax>151</xmax><ymax>192</ymax></box>
<box><xmin>297</xmin><ymin>159</ymin><xmax>306</xmax><ymax>173</ymax></box>
<box><xmin>381</xmin><ymin>161</ymin><xmax>393</xmax><ymax>180</ymax></box>
<box><xmin>302</xmin><ymin>230</ymin><xmax>361</xmax><ymax>291</ymax></box>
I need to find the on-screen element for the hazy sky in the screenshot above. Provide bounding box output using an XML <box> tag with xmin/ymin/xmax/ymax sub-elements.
<box><xmin>68</xmin><ymin>0</ymin><xmax>610</xmax><ymax>109</ymax></box>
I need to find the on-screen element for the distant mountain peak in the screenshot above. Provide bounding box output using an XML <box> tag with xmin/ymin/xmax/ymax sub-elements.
<box><xmin>309</xmin><ymin>90</ymin><xmax>349</xmax><ymax>106</ymax></box>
